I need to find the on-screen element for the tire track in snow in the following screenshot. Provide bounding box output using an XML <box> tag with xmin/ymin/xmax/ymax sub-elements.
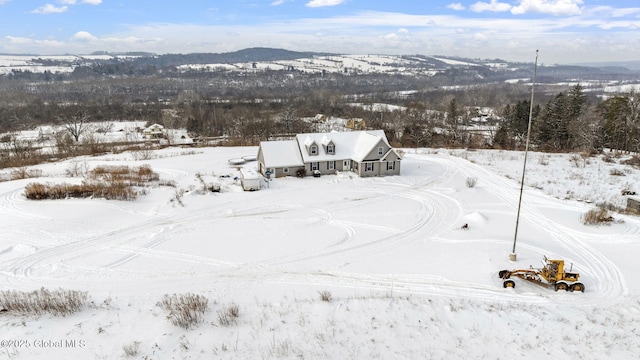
<box><xmin>446</xmin><ymin>155</ymin><xmax>628</xmax><ymax>304</ymax></box>
<box><xmin>1</xmin><ymin>199</ymin><xmax>311</xmax><ymax>281</ymax></box>
<box><xmin>0</xmin><ymin>187</ymin><xmax>50</xmax><ymax>220</ymax></box>
<box><xmin>271</xmin><ymin>158</ymin><xmax>461</xmax><ymax>268</ymax></box>
<box><xmin>1</xmin><ymin>214</ymin><xmax>175</xmax><ymax>279</ymax></box>
<box><xmin>259</xmin><ymin>154</ymin><xmax>626</xmax><ymax>305</ymax></box>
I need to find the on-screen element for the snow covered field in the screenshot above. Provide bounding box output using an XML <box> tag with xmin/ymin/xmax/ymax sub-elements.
<box><xmin>0</xmin><ymin>146</ymin><xmax>639</xmax><ymax>359</ymax></box>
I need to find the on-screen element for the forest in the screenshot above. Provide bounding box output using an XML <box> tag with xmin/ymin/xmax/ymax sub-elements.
<box><xmin>1</xmin><ymin>51</ymin><xmax>639</xmax><ymax>169</ymax></box>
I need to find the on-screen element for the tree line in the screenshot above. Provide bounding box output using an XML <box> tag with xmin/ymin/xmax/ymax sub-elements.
<box><xmin>494</xmin><ymin>84</ymin><xmax>639</xmax><ymax>153</ymax></box>
<box><xmin>1</xmin><ymin>68</ymin><xmax>639</xmax><ymax>170</ymax></box>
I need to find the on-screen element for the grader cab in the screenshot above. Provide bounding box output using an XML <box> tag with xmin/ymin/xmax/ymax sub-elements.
<box><xmin>498</xmin><ymin>256</ymin><xmax>585</xmax><ymax>292</ymax></box>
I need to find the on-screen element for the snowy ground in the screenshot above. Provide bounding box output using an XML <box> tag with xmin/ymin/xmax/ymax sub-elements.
<box><xmin>0</xmin><ymin>146</ymin><xmax>639</xmax><ymax>359</ymax></box>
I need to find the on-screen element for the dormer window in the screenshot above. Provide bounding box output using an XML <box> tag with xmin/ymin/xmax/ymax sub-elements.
<box><xmin>321</xmin><ymin>135</ymin><xmax>335</xmax><ymax>156</ymax></box>
<box><xmin>310</xmin><ymin>145</ymin><xmax>318</xmax><ymax>155</ymax></box>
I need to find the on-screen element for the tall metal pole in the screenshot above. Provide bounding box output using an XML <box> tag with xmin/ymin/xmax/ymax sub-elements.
<box><xmin>510</xmin><ymin>50</ymin><xmax>538</xmax><ymax>262</ymax></box>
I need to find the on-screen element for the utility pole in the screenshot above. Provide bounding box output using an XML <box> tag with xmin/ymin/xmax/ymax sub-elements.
<box><xmin>510</xmin><ymin>50</ymin><xmax>539</xmax><ymax>262</ymax></box>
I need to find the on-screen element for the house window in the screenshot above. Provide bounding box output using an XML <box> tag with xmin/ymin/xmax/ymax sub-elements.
<box><xmin>365</xmin><ymin>162</ymin><xmax>373</xmax><ymax>172</ymax></box>
<box><xmin>310</xmin><ymin>145</ymin><xmax>318</xmax><ymax>155</ymax></box>
<box><xmin>311</xmin><ymin>162</ymin><xmax>319</xmax><ymax>171</ymax></box>
<box><xmin>387</xmin><ymin>161</ymin><xmax>395</xmax><ymax>170</ymax></box>
<box><xmin>378</xmin><ymin>147</ymin><xmax>384</xmax><ymax>155</ymax></box>
<box><xmin>327</xmin><ymin>144</ymin><xmax>335</xmax><ymax>154</ymax></box>
<box><xmin>327</xmin><ymin>161</ymin><xmax>335</xmax><ymax>170</ymax></box>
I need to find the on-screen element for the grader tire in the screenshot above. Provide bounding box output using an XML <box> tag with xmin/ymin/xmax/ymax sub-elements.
<box><xmin>570</xmin><ymin>283</ymin><xmax>585</xmax><ymax>293</ymax></box>
<box><xmin>498</xmin><ymin>270</ymin><xmax>510</xmax><ymax>279</ymax></box>
<box><xmin>503</xmin><ymin>280</ymin><xmax>515</xmax><ymax>288</ymax></box>
<box><xmin>555</xmin><ymin>282</ymin><xmax>569</xmax><ymax>292</ymax></box>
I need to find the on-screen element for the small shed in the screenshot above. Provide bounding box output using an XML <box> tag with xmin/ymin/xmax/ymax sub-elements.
<box><xmin>627</xmin><ymin>196</ymin><xmax>640</xmax><ymax>214</ymax></box>
<box><xmin>240</xmin><ymin>168</ymin><xmax>261</xmax><ymax>191</ymax></box>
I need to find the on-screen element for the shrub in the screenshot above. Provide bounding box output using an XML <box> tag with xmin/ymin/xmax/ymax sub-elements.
<box><xmin>10</xmin><ymin>167</ymin><xmax>42</xmax><ymax>180</ymax></box>
<box><xmin>570</xmin><ymin>154</ymin><xmax>584</xmax><ymax>168</ymax></box>
<box><xmin>0</xmin><ymin>287</ymin><xmax>89</xmax><ymax>316</ymax></box>
<box><xmin>157</xmin><ymin>293</ymin><xmax>208</xmax><ymax>329</ymax></box>
<box><xmin>170</xmin><ymin>189</ymin><xmax>185</xmax><ymax>207</ymax></box>
<box><xmin>621</xmin><ymin>155</ymin><xmax>640</xmax><ymax>168</ymax></box>
<box><xmin>65</xmin><ymin>159</ymin><xmax>89</xmax><ymax>177</ymax></box>
<box><xmin>610</xmin><ymin>168</ymin><xmax>625</xmax><ymax>176</ymax></box>
<box><xmin>465</xmin><ymin>177</ymin><xmax>478</xmax><ymax>188</ymax></box>
<box><xmin>123</xmin><ymin>341</ymin><xmax>140</xmax><ymax>357</ymax></box>
<box><xmin>318</xmin><ymin>290</ymin><xmax>332</xmax><ymax>302</ymax></box>
<box><xmin>602</xmin><ymin>154</ymin><xmax>615</xmax><ymax>163</ymax></box>
<box><xmin>131</xmin><ymin>147</ymin><xmax>155</xmax><ymax>161</ymax></box>
<box><xmin>581</xmin><ymin>207</ymin><xmax>614</xmax><ymax>225</ymax></box>
<box><xmin>25</xmin><ymin>165</ymin><xmax>158</xmax><ymax>201</ymax></box>
<box><xmin>217</xmin><ymin>304</ymin><xmax>240</xmax><ymax>326</ymax></box>
<box><xmin>87</xmin><ymin>164</ymin><xmax>159</xmax><ymax>185</ymax></box>
<box><xmin>538</xmin><ymin>155</ymin><xmax>549</xmax><ymax>166</ymax></box>
<box><xmin>24</xmin><ymin>181</ymin><xmax>138</xmax><ymax>201</ymax></box>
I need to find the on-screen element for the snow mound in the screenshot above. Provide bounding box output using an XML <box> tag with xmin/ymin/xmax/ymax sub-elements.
<box><xmin>464</xmin><ymin>211</ymin><xmax>488</xmax><ymax>225</ymax></box>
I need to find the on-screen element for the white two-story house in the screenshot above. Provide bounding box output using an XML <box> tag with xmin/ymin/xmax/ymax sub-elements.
<box><xmin>257</xmin><ymin>130</ymin><xmax>401</xmax><ymax>178</ymax></box>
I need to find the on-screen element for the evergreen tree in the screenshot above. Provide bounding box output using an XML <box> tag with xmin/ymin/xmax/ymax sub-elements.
<box><xmin>497</xmin><ymin>100</ymin><xmax>538</xmax><ymax>149</ymax></box>
<box><xmin>536</xmin><ymin>85</ymin><xmax>586</xmax><ymax>151</ymax></box>
<box><xmin>597</xmin><ymin>92</ymin><xmax>640</xmax><ymax>152</ymax></box>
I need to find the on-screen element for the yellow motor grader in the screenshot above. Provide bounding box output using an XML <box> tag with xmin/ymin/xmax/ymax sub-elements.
<box><xmin>498</xmin><ymin>256</ymin><xmax>585</xmax><ymax>292</ymax></box>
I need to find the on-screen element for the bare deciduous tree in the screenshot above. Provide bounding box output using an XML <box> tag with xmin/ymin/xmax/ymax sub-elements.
<box><xmin>59</xmin><ymin>112</ymin><xmax>89</xmax><ymax>142</ymax></box>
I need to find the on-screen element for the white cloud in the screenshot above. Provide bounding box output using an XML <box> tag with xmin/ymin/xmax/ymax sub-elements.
<box><xmin>31</xmin><ymin>4</ymin><xmax>68</xmax><ymax>14</ymax></box>
<box><xmin>3</xmin><ymin>6</ymin><xmax>640</xmax><ymax>64</ymax></box>
<box><xmin>59</xmin><ymin>0</ymin><xmax>102</xmax><ymax>5</ymax></box>
<box><xmin>306</xmin><ymin>0</ymin><xmax>346</xmax><ymax>8</ymax></box>
<box><xmin>474</xmin><ymin>32</ymin><xmax>488</xmax><ymax>41</ymax></box>
<box><xmin>583</xmin><ymin>5</ymin><xmax>640</xmax><ymax>18</ymax></box>
<box><xmin>382</xmin><ymin>33</ymin><xmax>400</xmax><ymax>41</ymax></box>
<box><xmin>73</xmin><ymin>31</ymin><xmax>98</xmax><ymax>41</ymax></box>
<box><xmin>58</xmin><ymin>0</ymin><xmax>102</xmax><ymax>5</ymax></box>
<box><xmin>447</xmin><ymin>3</ymin><xmax>465</xmax><ymax>11</ymax></box>
<box><xmin>4</xmin><ymin>35</ymin><xmax>64</xmax><ymax>47</ymax></box>
<box><xmin>470</xmin><ymin>0</ymin><xmax>511</xmax><ymax>13</ymax></box>
<box><xmin>511</xmin><ymin>0</ymin><xmax>583</xmax><ymax>16</ymax></box>
<box><xmin>271</xmin><ymin>0</ymin><xmax>285</xmax><ymax>5</ymax></box>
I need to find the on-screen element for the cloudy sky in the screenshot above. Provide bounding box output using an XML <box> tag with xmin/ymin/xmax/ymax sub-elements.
<box><xmin>1</xmin><ymin>0</ymin><xmax>639</xmax><ymax>64</ymax></box>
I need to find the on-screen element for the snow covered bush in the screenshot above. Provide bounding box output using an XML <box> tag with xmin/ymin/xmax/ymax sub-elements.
<box><xmin>318</xmin><ymin>290</ymin><xmax>332</xmax><ymax>302</ymax></box>
<box><xmin>158</xmin><ymin>293</ymin><xmax>209</xmax><ymax>329</ymax></box>
<box><xmin>622</xmin><ymin>155</ymin><xmax>640</xmax><ymax>168</ymax></box>
<box><xmin>0</xmin><ymin>287</ymin><xmax>89</xmax><ymax>316</ymax></box>
<box><xmin>581</xmin><ymin>207</ymin><xmax>614</xmax><ymax>225</ymax></box>
<box><xmin>25</xmin><ymin>164</ymin><xmax>159</xmax><ymax>200</ymax></box>
<box><xmin>217</xmin><ymin>304</ymin><xmax>239</xmax><ymax>326</ymax></box>
<box><xmin>122</xmin><ymin>341</ymin><xmax>140</xmax><ymax>357</ymax></box>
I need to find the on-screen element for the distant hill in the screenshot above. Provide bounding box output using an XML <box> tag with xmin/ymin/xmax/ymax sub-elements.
<box><xmin>128</xmin><ymin>47</ymin><xmax>334</xmax><ymax>68</ymax></box>
<box><xmin>3</xmin><ymin>47</ymin><xmax>639</xmax><ymax>86</ymax></box>
<box><xmin>574</xmin><ymin>60</ymin><xmax>640</xmax><ymax>72</ymax></box>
